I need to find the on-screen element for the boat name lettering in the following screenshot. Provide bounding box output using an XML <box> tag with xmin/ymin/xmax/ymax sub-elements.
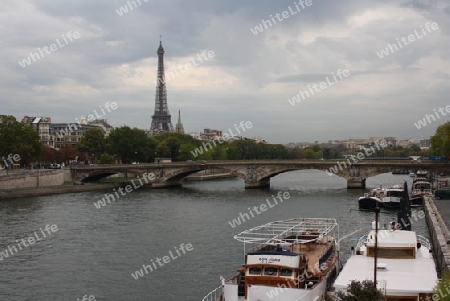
<box><xmin>258</xmin><ymin>257</ymin><xmax>281</xmax><ymax>263</ymax></box>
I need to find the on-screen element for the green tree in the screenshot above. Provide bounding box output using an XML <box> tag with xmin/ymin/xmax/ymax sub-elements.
<box><xmin>335</xmin><ymin>280</ymin><xmax>385</xmax><ymax>301</ymax></box>
<box><xmin>77</xmin><ymin>128</ymin><xmax>106</xmax><ymax>157</ymax></box>
<box><xmin>431</xmin><ymin>122</ymin><xmax>450</xmax><ymax>156</ymax></box>
<box><xmin>225</xmin><ymin>140</ymin><xmax>288</xmax><ymax>160</ymax></box>
<box><xmin>178</xmin><ymin>143</ymin><xmax>196</xmax><ymax>161</ymax></box>
<box><xmin>162</xmin><ymin>137</ymin><xmax>181</xmax><ymax>160</ymax></box>
<box><xmin>409</xmin><ymin>144</ymin><xmax>421</xmax><ymax>154</ymax></box>
<box><xmin>99</xmin><ymin>154</ymin><xmax>115</xmax><ymax>164</ymax></box>
<box><xmin>153</xmin><ymin>132</ymin><xmax>200</xmax><ymax>146</ymax></box>
<box><xmin>108</xmin><ymin>126</ymin><xmax>155</xmax><ymax>163</ymax></box>
<box><xmin>288</xmin><ymin>148</ymin><xmax>303</xmax><ymax>159</ymax></box>
<box><xmin>226</xmin><ymin>144</ymin><xmax>241</xmax><ymax>160</ymax></box>
<box><xmin>156</xmin><ymin>140</ymin><xmax>171</xmax><ymax>158</ymax></box>
<box><xmin>211</xmin><ymin>144</ymin><xmax>228</xmax><ymax>160</ymax></box>
<box><xmin>303</xmin><ymin>147</ymin><xmax>322</xmax><ymax>159</ymax></box>
<box><xmin>0</xmin><ymin>115</ymin><xmax>41</xmax><ymax>163</ymax></box>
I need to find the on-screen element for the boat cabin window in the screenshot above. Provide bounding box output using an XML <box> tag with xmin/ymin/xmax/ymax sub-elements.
<box><xmin>367</xmin><ymin>247</ymin><xmax>415</xmax><ymax>259</ymax></box>
<box><xmin>280</xmin><ymin>268</ymin><xmax>293</xmax><ymax>277</ymax></box>
<box><xmin>386</xmin><ymin>190</ymin><xmax>403</xmax><ymax>197</ymax></box>
<box><xmin>264</xmin><ymin>267</ymin><xmax>278</xmax><ymax>276</ymax></box>
<box><xmin>248</xmin><ymin>267</ymin><xmax>262</xmax><ymax>275</ymax></box>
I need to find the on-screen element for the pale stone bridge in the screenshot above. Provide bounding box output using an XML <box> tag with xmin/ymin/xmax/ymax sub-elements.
<box><xmin>70</xmin><ymin>160</ymin><xmax>450</xmax><ymax>189</ymax></box>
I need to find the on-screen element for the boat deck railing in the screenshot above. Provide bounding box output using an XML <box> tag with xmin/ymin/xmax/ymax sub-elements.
<box><xmin>355</xmin><ymin>234</ymin><xmax>431</xmax><ymax>253</ymax></box>
<box><xmin>234</xmin><ymin>218</ymin><xmax>338</xmax><ymax>254</ymax></box>
<box><xmin>355</xmin><ymin>235</ymin><xmax>368</xmax><ymax>251</ymax></box>
<box><xmin>201</xmin><ymin>285</ymin><xmax>223</xmax><ymax>301</ymax></box>
<box><xmin>416</xmin><ymin>235</ymin><xmax>431</xmax><ymax>251</ymax></box>
<box><xmin>412</xmin><ymin>189</ymin><xmax>433</xmax><ymax>195</ymax></box>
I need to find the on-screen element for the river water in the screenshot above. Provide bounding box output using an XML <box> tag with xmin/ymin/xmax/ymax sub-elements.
<box><xmin>0</xmin><ymin>171</ymin><xmax>428</xmax><ymax>301</ymax></box>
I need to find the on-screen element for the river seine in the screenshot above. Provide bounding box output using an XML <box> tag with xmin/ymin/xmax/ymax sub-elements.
<box><xmin>0</xmin><ymin>170</ymin><xmax>428</xmax><ymax>301</ymax></box>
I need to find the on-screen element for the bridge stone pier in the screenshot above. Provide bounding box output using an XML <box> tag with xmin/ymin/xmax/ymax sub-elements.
<box><xmin>70</xmin><ymin>160</ymin><xmax>450</xmax><ymax>189</ymax></box>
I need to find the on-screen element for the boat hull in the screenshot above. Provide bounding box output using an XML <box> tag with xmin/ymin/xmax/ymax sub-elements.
<box><xmin>358</xmin><ymin>197</ymin><xmax>379</xmax><ymax>209</ymax></box>
<box><xmin>410</xmin><ymin>196</ymin><xmax>424</xmax><ymax>207</ymax></box>
<box><xmin>381</xmin><ymin>201</ymin><xmax>400</xmax><ymax>210</ymax></box>
<box><xmin>435</xmin><ymin>189</ymin><xmax>450</xmax><ymax>199</ymax></box>
<box><xmin>202</xmin><ymin>218</ymin><xmax>340</xmax><ymax>301</ymax></box>
<box><xmin>222</xmin><ymin>260</ymin><xmax>339</xmax><ymax>301</ymax></box>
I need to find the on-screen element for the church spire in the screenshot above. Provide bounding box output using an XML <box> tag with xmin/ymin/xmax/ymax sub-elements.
<box><xmin>175</xmin><ymin>109</ymin><xmax>185</xmax><ymax>134</ymax></box>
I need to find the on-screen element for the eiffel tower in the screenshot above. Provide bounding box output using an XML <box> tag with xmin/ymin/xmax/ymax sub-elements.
<box><xmin>149</xmin><ymin>39</ymin><xmax>173</xmax><ymax>136</ymax></box>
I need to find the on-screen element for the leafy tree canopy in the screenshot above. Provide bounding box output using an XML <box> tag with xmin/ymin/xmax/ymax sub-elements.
<box><xmin>0</xmin><ymin>115</ymin><xmax>41</xmax><ymax>163</ymax></box>
<box><xmin>108</xmin><ymin>126</ymin><xmax>156</xmax><ymax>163</ymax></box>
<box><xmin>99</xmin><ymin>153</ymin><xmax>115</xmax><ymax>164</ymax></box>
<box><xmin>431</xmin><ymin>121</ymin><xmax>450</xmax><ymax>155</ymax></box>
<box><xmin>335</xmin><ymin>280</ymin><xmax>385</xmax><ymax>301</ymax></box>
<box><xmin>77</xmin><ymin>128</ymin><xmax>106</xmax><ymax>156</ymax></box>
<box><xmin>434</xmin><ymin>270</ymin><xmax>450</xmax><ymax>301</ymax></box>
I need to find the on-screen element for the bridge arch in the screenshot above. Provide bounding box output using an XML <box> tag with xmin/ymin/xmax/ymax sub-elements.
<box><xmin>70</xmin><ymin>161</ymin><xmax>450</xmax><ymax>189</ymax></box>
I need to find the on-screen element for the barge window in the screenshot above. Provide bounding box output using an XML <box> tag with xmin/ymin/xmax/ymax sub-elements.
<box><xmin>248</xmin><ymin>267</ymin><xmax>261</xmax><ymax>275</ymax></box>
<box><xmin>280</xmin><ymin>269</ymin><xmax>293</xmax><ymax>277</ymax></box>
<box><xmin>264</xmin><ymin>267</ymin><xmax>278</xmax><ymax>276</ymax></box>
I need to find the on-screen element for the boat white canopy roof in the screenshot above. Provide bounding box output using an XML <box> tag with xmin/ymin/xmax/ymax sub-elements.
<box><xmin>366</xmin><ymin>229</ymin><xmax>417</xmax><ymax>248</ymax></box>
<box><xmin>234</xmin><ymin>218</ymin><xmax>338</xmax><ymax>246</ymax></box>
<box><xmin>334</xmin><ymin>255</ymin><xmax>438</xmax><ymax>295</ymax></box>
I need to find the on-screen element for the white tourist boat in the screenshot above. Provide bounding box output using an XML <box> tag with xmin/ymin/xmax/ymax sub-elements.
<box><xmin>333</xmin><ymin>221</ymin><xmax>438</xmax><ymax>300</ymax></box>
<box><xmin>202</xmin><ymin>218</ymin><xmax>340</xmax><ymax>301</ymax></box>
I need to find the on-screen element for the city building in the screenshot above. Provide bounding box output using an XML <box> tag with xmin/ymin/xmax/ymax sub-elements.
<box><xmin>420</xmin><ymin>139</ymin><xmax>430</xmax><ymax>149</ymax></box>
<box><xmin>22</xmin><ymin>116</ymin><xmax>113</xmax><ymax>149</ymax></box>
<box><xmin>51</xmin><ymin>123</ymin><xmax>107</xmax><ymax>149</ymax></box>
<box><xmin>88</xmin><ymin>119</ymin><xmax>114</xmax><ymax>136</ymax></box>
<box><xmin>397</xmin><ymin>139</ymin><xmax>421</xmax><ymax>148</ymax></box>
<box><xmin>200</xmin><ymin>128</ymin><xmax>222</xmax><ymax>141</ymax></box>
<box><xmin>320</xmin><ymin>140</ymin><xmax>345</xmax><ymax>149</ymax></box>
<box><xmin>285</xmin><ymin>142</ymin><xmax>313</xmax><ymax>149</ymax></box>
<box><xmin>21</xmin><ymin>116</ymin><xmax>53</xmax><ymax>147</ymax></box>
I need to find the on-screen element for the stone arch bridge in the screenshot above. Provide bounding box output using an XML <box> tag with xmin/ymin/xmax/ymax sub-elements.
<box><xmin>70</xmin><ymin>160</ymin><xmax>450</xmax><ymax>189</ymax></box>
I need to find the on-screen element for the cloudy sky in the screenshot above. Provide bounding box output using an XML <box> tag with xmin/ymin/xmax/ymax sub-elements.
<box><xmin>1</xmin><ymin>0</ymin><xmax>449</xmax><ymax>143</ymax></box>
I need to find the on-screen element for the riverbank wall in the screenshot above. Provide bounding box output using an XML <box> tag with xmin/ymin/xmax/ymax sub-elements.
<box><xmin>0</xmin><ymin>169</ymin><xmax>233</xmax><ymax>200</ymax></box>
<box><xmin>424</xmin><ymin>196</ymin><xmax>450</xmax><ymax>275</ymax></box>
<box><xmin>0</xmin><ymin>183</ymin><xmax>117</xmax><ymax>200</ymax></box>
<box><xmin>0</xmin><ymin>169</ymin><xmax>64</xmax><ymax>189</ymax></box>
